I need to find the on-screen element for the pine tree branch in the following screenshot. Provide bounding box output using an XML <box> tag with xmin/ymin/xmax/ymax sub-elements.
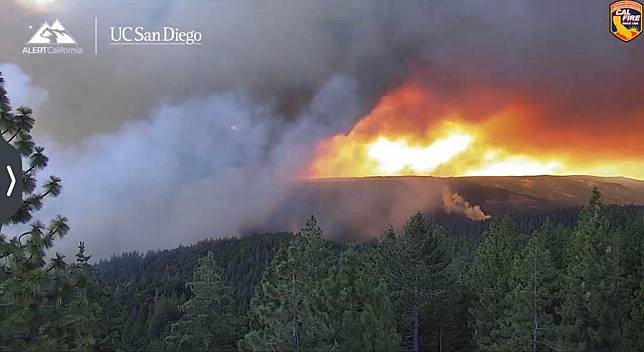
<box><xmin>6</xmin><ymin>128</ymin><xmax>20</xmax><ymax>143</ymax></box>
<box><xmin>17</xmin><ymin>230</ymin><xmax>33</xmax><ymax>246</ymax></box>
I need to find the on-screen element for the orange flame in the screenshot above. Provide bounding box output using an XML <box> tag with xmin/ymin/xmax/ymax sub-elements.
<box><xmin>309</xmin><ymin>82</ymin><xmax>644</xmax><ymax>179</ymax></box>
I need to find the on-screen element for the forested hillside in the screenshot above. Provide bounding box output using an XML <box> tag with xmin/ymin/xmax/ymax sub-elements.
<box><xmin>93</xmin><ymin>233</ymin><xmax>291</xmax><ymax>351</ymax></box>
<box><xmin>87</xmin><ymin>201</ymin><xmax>644</xmax><ymax>351</ymax></box>
<box><xmin>2</xmin><ymin>71</ymin><xmax>644</xmax><ymax>351</ymax></box>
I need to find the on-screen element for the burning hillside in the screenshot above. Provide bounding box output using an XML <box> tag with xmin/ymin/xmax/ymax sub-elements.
<box><xmin>261</xmin><ymin>175</ymin><xmax>644</xmax><ymax>241</ymax></box>
<box><xmin>310</xmin><ymin>77</ymin><xmax>644</xmax><ymax>179</ymax></box>
<box><xmin>3</xmin><ymin>1</ymin><xmax>644</xmax><ymax>257</ymax></box>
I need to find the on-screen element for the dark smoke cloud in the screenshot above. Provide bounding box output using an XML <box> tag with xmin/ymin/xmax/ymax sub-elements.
<box><xmin>2</xmin><ymin>0</ymin><xmax>641</xmax><ymax>144</ymax></box>
<box><xmin>0</xmin><ymin>0</ymin><xmax>428</xmax><ymax>142</ymax></box>
<box><xmin>1</xmin><ymin>1</ymin><xmax>642</xmax><ymax>256</ymax></box>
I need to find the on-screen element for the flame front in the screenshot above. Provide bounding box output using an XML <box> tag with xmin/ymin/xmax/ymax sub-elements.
<box><xmin>310</xmin><ymin>82</ymin><xmax>644</xmax><ymax>179</ymax></box>
<box><xmin>367</xmin><ymin>134</ymin><xmax>472</xmax><ymax>174</ymax></box>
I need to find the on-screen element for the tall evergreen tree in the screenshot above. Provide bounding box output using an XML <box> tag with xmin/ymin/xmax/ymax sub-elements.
<box><xmin>497</xmin><ymin>229</ymin><xmax>559</xmax><ymax>351</ymax></box>
<box><xmin>626</xmin><ymin>241</ymin><xmax>644</xmax><ymax>349</ymax></box>
<box><xmin>166</xmin><ymin>251</ymin><xmax>240</xmax><ymax>351</ymax></box>
<box><xmin>75</xmin><ymin>241</ymin><xmax>91</xmax><ymax>269</ymax></box>
<box><xmin>559</xmin><ymin>188</ymin><xmax>625</xmax><ymax>350</ymax></box>
<box><xmin>378</xmin><ymin>213</ymin><xmax>452</xmax><ymax>351</ymax></box>
<box><xmin>94</xmin><ymin>284</ymin><xmax>127</xmax><ymax>352</ymax></box>
<box><xmin>64</xmin><ymin>242</ymin><xmax>102</xmax><ymax>351</ymax></box>
<box><xmin>241</xmin><ymin>216</ymin><xmax>334</xmax><ymax>351</ymax></box>
<box><xmin>0</xmin><ymin>70</ymin><xmax>97</xmax><ymax>351</ymax></box>
<box><xmin>422</xmin><ymin>255</ymin><xmax>475</xmax><ymax>352</ymax></box>
<box><xmin>471</xmin><ymin>216</ymin><xmax>521</xmax><ymax>351</ymax></box>
<box><xmin>148</xmin><ymin>295</ymin><xmax>180</xmax><ymax>345</ymax></box>
<box><xmin>325</xmin><ymin>247</ymin><xmax>400</xmax><ymax>351</ymax></box>
<box><xmin>619</xmin><ymin>212</ymin><xmax>644</xmax><ymax>349</ymax></box>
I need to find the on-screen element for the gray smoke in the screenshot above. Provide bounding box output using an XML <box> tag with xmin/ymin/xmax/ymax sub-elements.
<box><xmin>1</xmin><ymin>0</ymin><xmax>643</xmax><ymax>257</ymax></box>
<box><xmin>441</xmin><ymin>188</ymin><xmax>491</xmax><ymax>221</ymax></box>
<box><xmin>3</xmin><ymin>0</ymin><xmax>642</xmax><ymax>141</ymax></box>
<box><xmin>265</xmin><ymin>177</ymin><xmax>447</xmax><ymax>241</ymax></box>
<box><xmin>0</xmin><ymin>63</ymin><xmax>48</xmax><ymax>110</ymax></box>
<box><xmin>1</xmin><ymin>0</ymin><xmax>429</xmax><ymax>143</ymax></box>
<box><xmin>9</xmin><ymin>71</ymin><xmax>360</xmax><ymax>257</ymax></box>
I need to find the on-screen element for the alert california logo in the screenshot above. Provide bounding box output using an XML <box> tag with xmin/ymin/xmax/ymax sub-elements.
<box><xmin>610</xmin><ymin>0</ymin><xmax>642</xmax><ymax>42</ymax></box>
<box><xmin>22</xmin><ymin>19</ymin><xmax>83</xmax><ymax>55</ymax></box>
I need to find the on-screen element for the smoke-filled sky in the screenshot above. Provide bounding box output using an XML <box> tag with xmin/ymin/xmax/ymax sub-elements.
<box><xmin>0</xmin><ymin>0</ymin><xmax>643</xmax><ymax>257</ymax></box>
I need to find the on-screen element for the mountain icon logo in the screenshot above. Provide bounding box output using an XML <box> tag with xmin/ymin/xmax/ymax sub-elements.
<box><xmin>27</xmin><ymin>20</ymin><xmax>77</xmax><ymax>45</ymax></box>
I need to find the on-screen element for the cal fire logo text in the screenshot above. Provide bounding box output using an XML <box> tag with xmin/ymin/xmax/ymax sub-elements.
<box><xmin>610</xmin><ymin>0</ymin><xmax>642</xmax><ymax>42</ymax></box>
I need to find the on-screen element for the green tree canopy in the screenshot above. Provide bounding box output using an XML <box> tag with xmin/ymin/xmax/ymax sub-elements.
<box><xmin>559</xmin><ymin>188</ymin><xmax>625</xmax><ymax>350</ymax></box>
<box><xmin>0</xmin><ymin>70</ymin><xmax>98</xmax><ymax>351</ymax></box>
<box><xmin>166</xmin><ymin>251</ymin><xmax>240</xmax><ymax>351</ymax></box>
<box><xmin>378</xmin><ymin>213</ymin><xmax>452</xmax><ymax>352</ymax></box>
<box><xmin>241</xmin><ymin>216</ymin><xmax>334</xmax><ymax>351</ymax></box>
<box><xmin>325</xmin><ymin>247</ymin><xmax>400</xmax><ymax>351</ymax></box>
<box><xmin>471</xmin><ymin>216</ymin><xmax>521</xmax><ymax>351</ymax></box>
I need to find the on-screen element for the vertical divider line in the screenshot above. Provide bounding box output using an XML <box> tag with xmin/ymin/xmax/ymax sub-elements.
<box><xmin>94</xmin><ymin>17</ymin><xmax>98</xmax><ymax>54</ymax></box>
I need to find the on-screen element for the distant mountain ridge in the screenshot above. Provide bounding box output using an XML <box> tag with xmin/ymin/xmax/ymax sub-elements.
<box><xmin>260</xmin><ymin>175</ymin><xmax>644</xmax><ymax>241</ymax></box>
<box><xmin>305</xmin><ymin>175</ymin><xmax>644</xmax><ymax>211</ymax></box>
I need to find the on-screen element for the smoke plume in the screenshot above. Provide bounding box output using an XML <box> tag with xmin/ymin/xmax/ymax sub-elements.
<box><xmin>441</xmin><ymin>188</ymin><xmax>491</xmax><ymax>221</ymax></box>
<box><xmin>1</xmin><ymin>1</ymin><xmax>643</xmax><ymax>257</ymax></box>
<box><xmin>32</xmin><ymin>76</ymin><xmax>361</xmax><ymax>257</ymax></box>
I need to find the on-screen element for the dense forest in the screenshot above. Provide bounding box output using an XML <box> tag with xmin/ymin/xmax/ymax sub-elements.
<box><xmin>2</xmin><ymin>71</ymin><xmax>644</xmax><ymax>351</ymax></box>
<box><xmin>85</xmin><ymin>201</ymin><xmax>644</xmax><ymax>352</ymax></box>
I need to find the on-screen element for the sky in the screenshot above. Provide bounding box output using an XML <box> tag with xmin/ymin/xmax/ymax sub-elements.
<box><xmin>0</xmin><ymin>0</ymin><xmax>643</xmax><ymax>257</ymax></box>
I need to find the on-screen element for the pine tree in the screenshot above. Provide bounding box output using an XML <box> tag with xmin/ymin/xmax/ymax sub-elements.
<box><xmin>626</xmin><ymin>246</ymin><xmax>644</xmax><ymax>349</ymax></box>
<box><xmin>0</xmin><ymin>70</ymin><xmax>97</xmax><ymax>351</ymax></box>
<box><xmin>94</xmin><ymin>283</ymin><xmax>127</xmax><ymax>352</ymax></box>
<box><xmin>65</xmin><ymin>242</ymin><xmax>102</xmax><ymax>351</ymax></box>
<box><xmin>496</xmin><ymin>229</ymin><xmax>559</xmax><ymax>351</ymax></box>
<box><xmin>241</xmin><ymin>216</ymin><xmax>334</xmax><ymax>351</ymax></box>
<box><xmin>378</xmin><ymin>213</ymin><xmax>452</xmax><ymax>351</ymax></box>
<box><xmin>166</xmin><ymin>251</ymin><xmax>239</xmax><ymax>351</ymax></box>
<box><xmin>471</xmin><ymin>216</ymin><xmax>521</xmax><ymax>351</ymax></box>
<box><xmin>422</xmin><ymin>255</ymin><xmax>475</xmax><ymax>352</ymax></box>
<box><xmin>75</xmin><ymin>241</ymin><xmax>91</xmax><ymax>269</ymax></box>
<box><xmin>559</xmin><ymin>188</ymin><xmax>625</xmax><ymax>350</ymax></box>
<box><xmin>325</xmin><ymin>247</ymin><xmax>400</xmax><ymax>351</ymax></box>
<box><xmin>148</xmin><ymin>295</ymin><xmax>179</xmax><ymax>341</ymax></box>
<box><xmin>620</xmin><ymin>212</ymin><xmax>644</xmax><ymax>349</ymax></box>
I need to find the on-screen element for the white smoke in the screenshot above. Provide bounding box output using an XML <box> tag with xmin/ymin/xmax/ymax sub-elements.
<box><xmin>0</xmin><ymin>63</ymin><xmax>49</xmax><ymax>110</ymax></box>
<box><xmin>441</xmin><ymin>188</ymin><xmax>491</xmax><ymax>221</ymax></box>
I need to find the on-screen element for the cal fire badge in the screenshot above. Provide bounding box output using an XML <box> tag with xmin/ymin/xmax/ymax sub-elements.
<box><xmin>610</xmin><ymin>1</ymin><xmax>642</xmax><ymax>42</ymax></box>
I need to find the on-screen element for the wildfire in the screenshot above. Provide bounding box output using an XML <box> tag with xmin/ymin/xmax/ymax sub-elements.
<box><xmin>309</xmin><ymin>81</ymin><xmax>644</xmax><ymax>179</ymax></box>
<box><xmin>367</xmin><ymin>134</ymin><xmax>472</xmax><ymax>174</ymax></box>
